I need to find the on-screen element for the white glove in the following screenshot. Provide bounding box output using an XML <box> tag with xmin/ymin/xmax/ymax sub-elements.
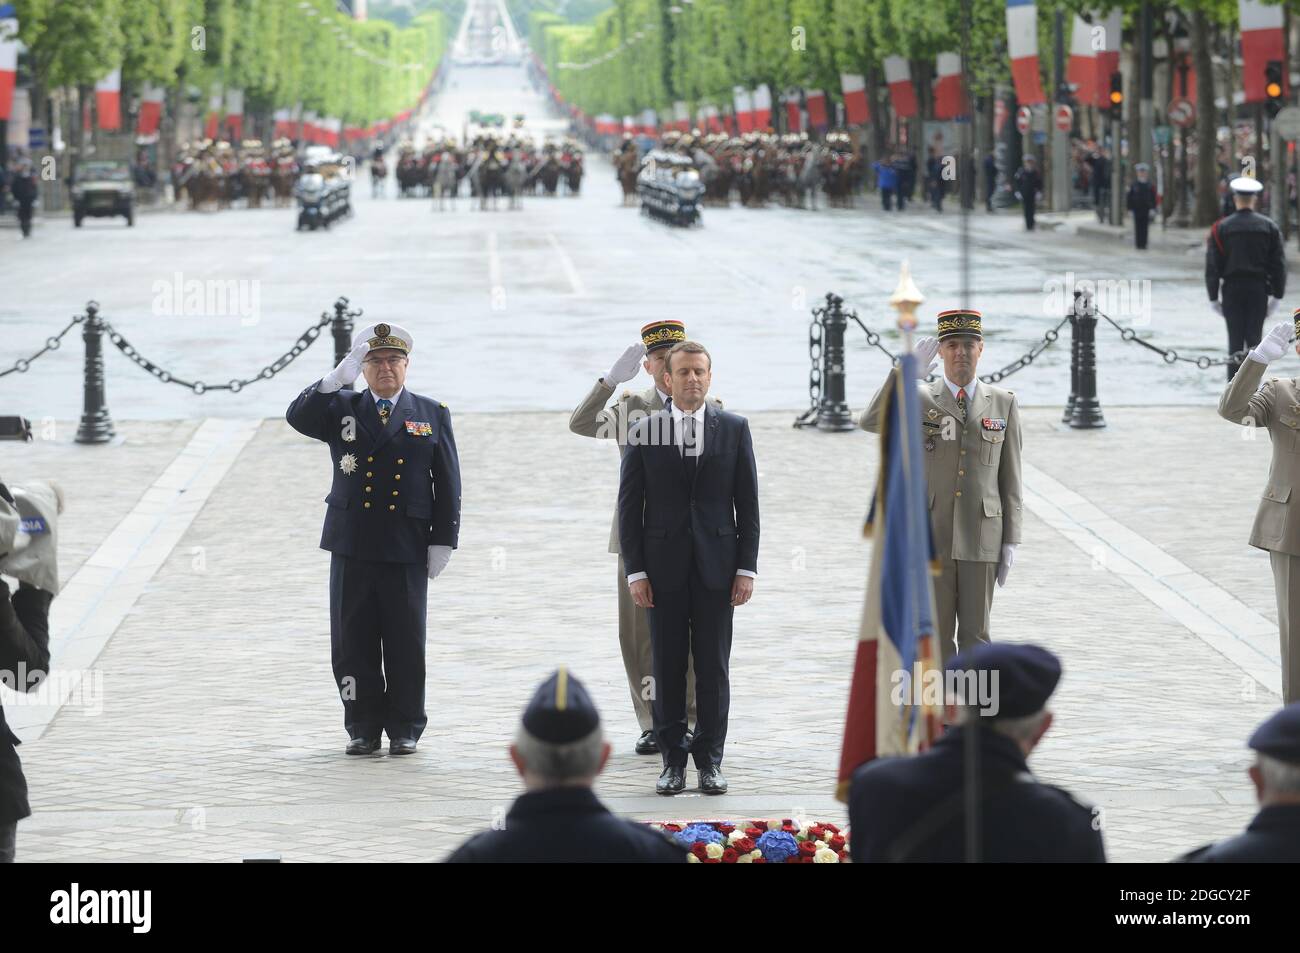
<box><xmin>1268</xmin><ymin>297</ymin><xmax>1282</xmax><ymax>317</ymax></box>
<box><xmin>427</xmin><ymin>545</ymin><xmax>452</xmax><ymax>580</ymax></box>
<box><xmin>603</xmin><ymin>342</ymin><xmax>646</xmax><ymax>388</ymax></box>
<box><xmin>1250</xmin><ymin>322</ymin><xmax>1292</xmax><ymax>365</ymax></box>
<box><xmin>996</xmin><ymin>543</ymin><xmax>1016</xmax><ymax>588</ymax></box>
<box><xmin>1209</xmin><ymin>300</ymin><xmax>1223</xmax><ymax>317</ymax></box>
<box><xmin>913</xmin><ymin>336</ymin><xmax>939</xmax><ymax>378</ymax></box>
<box><xmin>319</xmin><ymin>340</ymin><xmax>369</xmax><ymax>394</ymax></box>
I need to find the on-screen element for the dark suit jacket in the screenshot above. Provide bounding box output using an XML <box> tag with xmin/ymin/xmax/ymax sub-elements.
<box><xmin>1177</xmin><ymin>805</ymin><xmax>1300</xmax><ymax>863</ymax></box>
<box><xmin>286</xmin><ymin>381</ymin><xmax>461</xmax><ymax>564</ymax></box>
<box><xmin>617</xmin><ymin>403</ymin><xmax>759</xmax><ymax>591</ymax></box>
<box><xmin>445</xmin><ymin>787</ymin><xmax>687</xmax><ymax>863</ymax></box>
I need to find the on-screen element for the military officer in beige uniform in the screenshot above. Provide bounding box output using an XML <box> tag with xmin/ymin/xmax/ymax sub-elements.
<box><xmin>570</xmin><ymin>320</ymin><xmax>720</xmax><ymax>753</ymax></box>
<box><xmin>1218</xmin><ymin>315</ymin><xmax>1300</xmax><ymax>703</ymax></box>
<box><xmin>860</xmin><ymin>309</ymin><xmax>1023</xmax><ymax>662</ymax></box>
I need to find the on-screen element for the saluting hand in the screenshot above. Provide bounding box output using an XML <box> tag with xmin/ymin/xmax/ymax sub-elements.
<box><xmin>1250</xmin><ymin>322</ymin><xmax>1293</xmax><ymax>365</ymax></box>
<box><xmin>913</xmin><ymin>336</ymin><xmax>939</xmax><ymax>379</ymax></box>
<box><xmin>320</xmin><ymin>340</ymin><xmax>370</xmax><ymax>393</ymax></box>
<box><xmin>604</xmin><ymin>342</ymin><xmax>647</xmax><ymax>388</ymax></box>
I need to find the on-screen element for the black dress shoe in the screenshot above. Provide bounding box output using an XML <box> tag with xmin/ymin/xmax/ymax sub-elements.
<box><xmin>656</xmin><ymin>765</ymin><xmax>686</xmax><ymax>795</ymax></box>
<box><xmin>346</xmin><ymin>737</ymin><xmax>381</xmax><ymax>756</ymax></box>
<box><xmin>635</xmin><ymin>730</ymin><xmax>659</xmax><ymax>755</ymax></box>
<box><xmin>698</xmin><ymin>766</ymin><xmax>728</xmax><ymax>795</ymax></box>
<box><xmin>389</xmin><ymin>738</ymin><xmax>418</xmax><ymax>756</ymax></box>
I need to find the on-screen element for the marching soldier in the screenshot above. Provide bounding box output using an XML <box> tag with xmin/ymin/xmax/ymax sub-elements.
<box><xmin>569</xmin><ymin>321</ymin><xmax>720</xmax><ymax>754</ymax></box>
<box><xmin>1207</xmin><ymin>176</ymin><xmax>1286</xmax><ymax>381</ymax></box>
<box><xmin>860</xmin><ymin>310</ymin><xmax>1023</xmax><ymax>662</ymax></box>
<box><xmin>287</xmin><ymin>323</ymin><xmax>461</xmax><ymax>756</ymax></box>
<box><xmin>1217</xmin><ymin>316</ymin><xmax>1300</xmax><ymax>703</ymax></box>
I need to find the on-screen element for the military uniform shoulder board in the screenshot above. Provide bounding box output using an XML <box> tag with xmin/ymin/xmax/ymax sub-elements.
<box><xmin>440</xmin><ymin>401</ymin><xmax>447</xmax><ymax>408</ymax></box>
<box><xmin>622</xmin><ymin>390</ymin><xmax>631</xmax><ymax>399</ymax></box>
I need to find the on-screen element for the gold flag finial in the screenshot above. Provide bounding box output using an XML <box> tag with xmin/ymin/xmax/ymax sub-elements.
<box><xmin>889</xmin><ymin>260</ymin><xmax>925</xmax><ymax>333</ymax></box>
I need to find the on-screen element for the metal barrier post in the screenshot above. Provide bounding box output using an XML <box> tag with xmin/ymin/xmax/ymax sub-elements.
<box><xmin>75</xmin><ymin>301</ymin><xmax>116</xmax><ymax>444</ymax></box>
<box><xmin>331</xmin><ymin>296</ymin><xmax>361</xmax><ymax>364</ymax></box>
<box><xmin>814</xmin><ymin>293</ymin><xmax>856</xmax><ymax>431</ymax></box>
<box><xmin>1067</xmin><ymin>290</ymin><xmax>1106</xmax><ymax>429</ymax></box>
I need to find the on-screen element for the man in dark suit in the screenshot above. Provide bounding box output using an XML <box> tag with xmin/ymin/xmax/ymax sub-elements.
<box><xmin>848</xmin><ymin>643</ymin><xmax>1105</xmax><ymax>862</ymax></box>
<box><xmin>446</xmin><ymin>669</ymin><xmax>686</xmax><ymax>863</ymax></box>
<box><xmin>1178</xmin><ymin>703</ymin><xmax>1300</xmax><ymax>862</ymax></box>
<box><xmin>0</xmin><ymin>480</ymin><xmax>54</xmax><ymax>863</ymax></box>
<box><xmin>618</xmin><ymin>340</ymin><xmax>759</xmax><ymax>796</ymax></box>
<box><xmin>287</xmin><ymin>322</ymin><xmax>461</xmax><ymax>757</ymax></box>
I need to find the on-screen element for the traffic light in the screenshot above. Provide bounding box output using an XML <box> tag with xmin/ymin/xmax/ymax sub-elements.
<box><xmin>1108</xmin><ymin>71</ymin><xmax>1123</xmax><ymax>121</ymax></box>
<box><xmin>1266</xmin><ymin>60</ymin><xmax>1284</xmax><ymax>118</ymax></box>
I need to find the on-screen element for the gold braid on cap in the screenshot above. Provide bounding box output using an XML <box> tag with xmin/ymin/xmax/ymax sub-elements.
<box><xmin>367</xmin><ymin>322</ymin><xmax>409</xmax><ymax>353</ymax></box>
<box><xmin>936</xmin><ymin>309</ymin><xmax>982</xmax><ymax>339</ymax></box>
<box><xmin>1293</xmin><ymin>308</ymin><xmax>1300</xmax><ymax>339</ymax></box>
<box><xmin>642</xmin><ymin>326</ymin><xmax>687</xmax><ymax>348</ymax></box>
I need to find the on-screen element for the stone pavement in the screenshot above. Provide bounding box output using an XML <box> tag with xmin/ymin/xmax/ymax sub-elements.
<box><xmin>0</xmin><ymin>399</ymin><xmax>1285</xmax><ymax>863</ymax></box>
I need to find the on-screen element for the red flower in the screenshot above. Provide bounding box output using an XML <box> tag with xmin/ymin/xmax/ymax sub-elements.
<box><xmin>798</xmin><ymin>841</ymin><xmax>818</xmax><ymax>856</ymax></box>
<box><xmin>829</xmin><ymin>836</ymin><xmax>846</xmax><ymax>851</ymax></box>
<box><xmin>801</xmin><ymin>857</ymin><xmax>814</xmax><ymax>863</ymax></box>
<box><xmin>703</xmin><ymin>857</ymin><xmax>721</xmax><ymax>863</ymax></box>
<box><xmin>785</xmin><ymin>856</ymin><xmax>800</xmax><ymax>864</ymax></box>
<box><xmin>735</xmin><ymin>837</ymin><xmax>755</xmax><ymax>853</ymax></box>
<box><xmin>717</xmin><ymin>823</ymin><xmax>735</xmax><ymax>835</ymax></box>
<box><xmin>837</xmin><ymin>850</ymin><xmax>850</xmax><ymax>862</ymax></box>
<box><xmin>663</xmin><ymin>824</ymin><xmax>682</xmax><ymax>833</ymax></box>
<box><xmin>744</xmin><ymin>827</ymin><xmax>764</xmax><ymax>839</ymax></box>
<box><xmin>690</xmin><ymin>842</ymin><xmax>709</xmax><ymax>860</ymax></box>
<box><xmin>753</xmin><ymin>857</ymin><xmax>767</xmax><ymax>864</ymax></box>
<box><xmin>823</xmin><ymin>824</ymin><xmax>840</xmax><ymax>835</ymax></box>
<box><xmin>722</xmin><ymin>848</ymin><xmax>738</xmax><ymax>863</ymax></box>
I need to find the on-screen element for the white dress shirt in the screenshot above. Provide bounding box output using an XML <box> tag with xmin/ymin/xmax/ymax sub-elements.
<box><xmin>372</xmin><ymin>387</ymin><xmax>403</xmax><ymax>407</ymax></box>
<box><xmin>943</xmin><ymin>375</ymin><xmax>975</xmax><ymax>405</ymax></box>
<box><xmin>627</xmin><ymin>402</ymin><xmax>756</xmax><ymax>585</ymax></box>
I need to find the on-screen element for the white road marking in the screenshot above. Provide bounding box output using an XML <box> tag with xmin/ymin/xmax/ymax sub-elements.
<box><xmin>1022</xmin><ymin>460</ymin><xmax>1283</xmax><ymax>696</ymax></box>
<box><xmin>2</xmin><ymin>418</ymin><xmax>262</xmax><ymax>740</ymax></box>
<box><xmin>487</xmin><ymin>230</ymin><xmax>503</xmax><ymax>292</ymax></box>
<box><xmin>545</xmin><ymin>232</ymin><xmax>586</xmax><ymax>297</ymax></box>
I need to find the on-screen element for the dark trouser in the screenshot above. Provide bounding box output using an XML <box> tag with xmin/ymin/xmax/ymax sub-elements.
<box><xmin>1222</xmin><ymin>281</ymin><xmax>1269</xmax><ymax>381</ymax></box>
<box><xmin>1133</xmin><ymin>210</ymin><xmax>1149</xmax><ymax>249</ymax></box>
<box><xmin>648</xmin><ymin>565</ymin><xmax>733</xmax><ymax>771</ymax></box>
<box><xmin>931</xmin><ymin>184</ymin><xmax>944</xmax><ymax>212</ymax></box>
<box><xmin>881</xmin><ymin>188</ymin><xmax>893</xmax><ymax>211</ymax></box>
<box><xmin>16</xmin><ymin>201</ymin><xmax>33</xmax><ymax>237</ymax></box>
<box><xmin>329</xmin><ymin>555</ymin><xmax>428</xmax><ymax>743</ymax></box>
<box><xmin>1022</xmin><ymin>194</ymin><xmax>1036</xmax><ymax>230</ymax></box>
<box><xmin>0</xmin><ymin>821</ymin><xmax>14</xmax><ymax>863</ymax></box>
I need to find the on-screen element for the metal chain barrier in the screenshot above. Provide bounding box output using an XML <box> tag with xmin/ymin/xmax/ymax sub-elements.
<box><xmin>100</xmin><ymin>314</ymin><xmax>332</xmax><ymax>394</ymax></box>
<box><xmin>1095</xmin><ymin>308</ymin><xmax>1296</xmax><ymax>369</ymax></box>
<box><xmin>0</xmin><ymin>313</ymin><xmax>85</xmax><ymax>379</ymax></box>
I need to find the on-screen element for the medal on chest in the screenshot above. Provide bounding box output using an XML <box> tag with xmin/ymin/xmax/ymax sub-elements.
<box><xmin>339</xmin><ymin>452</ymin><xmax>358</xmax><ymax>475</ymax></box>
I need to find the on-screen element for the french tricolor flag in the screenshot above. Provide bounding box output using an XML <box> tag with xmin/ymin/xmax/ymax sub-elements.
<box><xmin>224</xmin><ymin>87</ymin><xmax>244</xmax><ymax>141</ymax></box>
<box><xmin>752</xmin><ymin>84</ymin><xmax>772</xmax><ymax>129</ymax></box>
<box><xmin>94</xmin><ymin>68</ymin><xmax>121</xmax><ymax>130</ymax></box>
<box><xmin>784</xmin><ymin>89</ymin><xmax>802</xmax><ymax>132</ymax></box>
<box><xmin>1240</xmin><ymin>0</ymin><xmax>1285</xmax><ymax>103</ymax></box>
<box><xmin>1005</xmin><ymin>0</ymin><xmax>1046</xmax><ymax>105</ymax></box>
<box><xmin>840</xmin><ymin>73</ymin><xmax>868</xmax><ymax>126</ymax></box>
<box><xmin>933</xmin><ymin>52</ymin><xmax>967</xmax><ymax>120</ymax></box>
<box><xmin>733</xmin><ymin>86</ymin><xmax>754</xmax><ymax>133</ymax></box>
<box><xmin>1093</xmin><ymin>9</ymin><xmax>1121</xmax><ymax>109</ymax></box>
<box><xmin>806</xmin><ymin>88</ymin><xmax>829</xmax><ymax>129</ymax></box>
<box><xmin>0</xmin><ymin>4</ymin><xmax>17</xmax><ymax>123</ymax></box>
<box><xmin>1065</xmin><ymin>15</ymin><xmax>1096</xmax><ymax>108</ymax></box>
<box><xmin>137</xmin><ymin>84</ymin><xmax>165</xmax><ymax>135</ymax></box>
<box><xmin>883</xmin><ymin>56</ymin><xmax>916</xmax><ymax>118</ymax></box>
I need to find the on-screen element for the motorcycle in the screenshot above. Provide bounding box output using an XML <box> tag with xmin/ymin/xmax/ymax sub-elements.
<box><xmin>295</xmin><ymin>173</ymin><xmax>329</xmax><ymax>231</ymax></box>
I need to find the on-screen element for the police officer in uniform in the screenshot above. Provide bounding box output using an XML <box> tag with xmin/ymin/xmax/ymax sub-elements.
<box><xmin>287</xmin><ymin>323</ymin><xmax>461</xmax><ymax>756</ymax></box>
<box><xmin>1178</xmin><ymin>703</ymin><xmax>1300</xmax><ymax>862</ymax></box>
<box><xmin>1126</xmin><ymin>163</ymin><xmax>1156</xmax><ymax>250</ymax></box>
<box><xmin>848</xmin><ymin>643</ymin><xmax>1105</xmax><ymax>862</ymax></box>
<box><xmin>1012</xmin><ymin>155</ymin><xmax>1041</xmax><ymax>230</ymax></box>
<box><xmin>569</xmin><ymin>320</ymin><xmax>721</xmax><ymax>754</ymax></box>
<box><xmin>445</xmin><ymin>669</ymin><xmax>686</xmax><ymax>863</ymax></box>
<box><xmin>860</xmin><ymin>310</ymin><xmax>1023</xmax><ymax>663</ymax></box>
<box><xmin>1207</xmin><ymin>175</ymin><xmax>1286</xmax><ymax>380</ymax></box>
<box><xmin>1217</xmin><ymin>314</ymin><xmax>1300</xmax><ymax>703</ymax></box>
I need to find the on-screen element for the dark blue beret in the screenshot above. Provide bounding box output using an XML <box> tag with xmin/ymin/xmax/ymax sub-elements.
<box><xmin>522</xmin><ymin>668</ymin><xmax>600</xmax><ymax>744</ymax></box>
<box><xmin>1248</xmin><ymin>703</ymin><xmax>1300</xmax><ymax>764</ymax></box>
<box><xmin>944</xmin><ymin>643</ymin><xmax>1062</xmax><ymax>718</ymax></box>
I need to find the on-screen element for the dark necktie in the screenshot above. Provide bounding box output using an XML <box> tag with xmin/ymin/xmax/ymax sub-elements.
<box><xmin>377</xmin><ymin>398</ymin><xmax>393</xmax><ymax>425</ymax></box>
<box><xmin>681</xmin><ymin>415</ymin><xmax>698</xmax><ymax>481</ymax></box>
<box><xmin>955</xmin><ymin>387</ymin><xmax>968</xmax><ymax>422</ymax></box>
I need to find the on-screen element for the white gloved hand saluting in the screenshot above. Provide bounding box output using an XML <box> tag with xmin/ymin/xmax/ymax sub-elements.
<box><xmin>1250</xmin><ymin>322</ymin><xmax>1292</xmax><ymax>365</ymax></box>
<box><xmin>603</xmin><ymin>342</ymin><xmax>647</xmax><ymax>388</ymax></box>
<box><xmin>913</xmin><ymin>336</ymin><xmax>939</xmax><ymax>379</ymax></box>
<box><xmin>319</xmin><ymin>340</ymin><xmax>370</xmax><ymax>394</ymax></box>
<box><xmin>996</xmin><ymin>543</ymin><xmax>1016</xmax><ymax>588</ymax></box>
<box><xmin>427</xmin><ymin>545</ymin><xmax>452</xmax><ymax>580</ymax></box>
<box><xmin>1268</xmin><ymin>297</ymin><xmax>1282</xmax><ymax>317</ymax></box>
<box><xmin>1209</xmin><ymin>300</ymin><xmax>1223</xmax><ymax>317</ymax></box>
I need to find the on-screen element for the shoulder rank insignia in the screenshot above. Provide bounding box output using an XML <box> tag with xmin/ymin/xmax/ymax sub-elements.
<box><xmin>339</xmin><ymin>452</ymin><xmax>358</xmax><ymax>475</ymax></box>
<box><xmin>440</xmin><ymin>401</ymin><xmax>447</xmax><ymax>408</ymax></box>
<box><xmin>981</xmin><ymin>418</ymin><xmax>1006</xmax><ymax>431</ymax></box>
<box><xmin>405</xmin><ymin>420</ymin><xmax>433</xmax><ymax>436</ymax></box>
<box><xmin>621</xmin><ymin>391</ymin><xmax>631</xmax><ymax>399</ymax></box>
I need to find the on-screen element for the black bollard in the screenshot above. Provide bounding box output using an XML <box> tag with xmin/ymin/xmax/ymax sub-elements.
<box><xmin>75</xmin><ymin>301</ymin><xmax>116</xmax><ymax>445</ymax></box>
<box><xmin>330</xmin><ymin>296</ymin><xmax>362</xmax><ymax>365</ymax></box>
<box><xmin>1066</xmin><ymin>290</ymin><xmax>1106</xmax><ymax>429</ymax></box>
<box><xmin>815</xmin><ymin>293</ymin><xmax>856</xmax><ymax>432</ymax></box>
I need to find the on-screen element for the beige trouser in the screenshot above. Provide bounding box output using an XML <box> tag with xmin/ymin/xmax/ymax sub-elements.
<box><xmin>617</xmin><ymin>555</ymin><xmax>696</xmax><ymax>732</ymax></box>
<box><xmin>1268</xmin><ymin>552</ymin><xmax>1300</xmax><ymax>703</ymax></box>
<box><xmin>933</xmin><ymin>558</ymin><xmax>998</xmax><ymax>665</ymax></box>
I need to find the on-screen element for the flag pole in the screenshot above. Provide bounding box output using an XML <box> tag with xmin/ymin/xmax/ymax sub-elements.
<box><xmin>889</xmin><ymin>259</ymin><xmax>924</xmax><ymax>357</ymax></box>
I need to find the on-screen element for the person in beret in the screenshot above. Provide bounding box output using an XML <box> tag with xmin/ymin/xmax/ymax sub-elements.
<box><xmin>445</xmin><ymin>669</ymin><xmax>686</xmax><ymax>863</ymax></box>
<box><xmin>1218</xmin><ymin>312</ymin><xmax>1300</xmax><ymax>703</ymax></box>
<box><xmin>1206</xmin><ymin>175</ymin><xmax>1286</xmax><ymax>381</ymax></box>
<box><xmin>569</xmin><ymin>320</ymin><xmax>721</xmax><ymax>756</ymax></box>
<box><xmin>1178</xmin><ymin>703</ymin><xmax>1300</xmax><ymax>862</ymax></box>
<box><xmin>860</xmin><ymin>310</ymin><xmax>1023</xmax><ymax>664</ymax></box>
<box><xmin>286</xmin><ymin>322</ymin><xmax>462</xmax><ymax>757</ymax></box>
<box><xmin>848</xmin><ymin>643</ymin><xmax>1105</xmax><ymax>862</ymax></box>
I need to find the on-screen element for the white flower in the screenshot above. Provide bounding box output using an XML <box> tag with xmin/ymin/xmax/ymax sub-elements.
<box><xmin>687</xmin><ymin>853</ymin><xmax>701</xmax><ymax>863</ymax></box>
<box><xmin>727</xmin><ymin>830</ymin><xmax>746</xmax><ymax>846</ymax></box>
<box><xmin>813</xmin><ymin>847</ymin><xmax>839</xmax><ymax>863</ymax></box>
<box><xmin>339</xmin><ymin>452</ymin><xmax>358</xmax><ymax>475</ymax></box>
<box><xmin>750</xmin><ymin>849</ymin><xmax>763</xmax><ymax>860</ymax></box>
<box><xmin>705</xmin><ymin>842</ymin><xmax>724</xmax><ymax>860</ymax></box>
<box><xmin>767</xmin><ymin>818</ymin><xmax>781</xmax><ymax>831</ymax></box>
<box><xmin>736</xmin><ymin>852</ymin><xmax>755</xmax><ymax>864</ymax></box>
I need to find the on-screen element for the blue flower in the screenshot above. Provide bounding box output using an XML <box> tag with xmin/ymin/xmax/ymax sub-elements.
<box><xmin>673</xmin><ymin>823</ymin><xmax>725</xmax><ymax>848</ymax></box>
<box><xmin>756</xmin><ymin>830</ymin><xmax>799</xmax><ymax>863</ymax></box>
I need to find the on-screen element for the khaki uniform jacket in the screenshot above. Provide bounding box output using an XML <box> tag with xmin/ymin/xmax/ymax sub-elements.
<box><xmin>860</xmin><ymin>369</ymin><xmax>1023</xmax><ymax>562</ymax></box>
<box><xmin>569</xmin><ymin>379</ymin><xmax>721</xmax><ymax>554</ymax></box>
<box><xmin>1218</xmin><ymin>357</ymin><xmax>1300</xmax><ymax>557</ymax></box>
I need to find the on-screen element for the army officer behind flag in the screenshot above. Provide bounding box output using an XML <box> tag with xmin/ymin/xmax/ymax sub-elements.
<box><xmin>860</xmin><ymin>309</ymin><xmax>1023</xmax><ymax>663</ymax></box>
<box><xmin>287</xmin><ymin>322</ymin><xmax>461</xmax><ymax>756</ymax></box>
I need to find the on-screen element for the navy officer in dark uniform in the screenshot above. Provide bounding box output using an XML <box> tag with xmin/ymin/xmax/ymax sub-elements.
<box><xmin>848</xmin><ymin>643</ymin><xmax>1105</xmax><ymax>862</ymax></box>
<box><xmin>445</xmin><ymin>669</ymin><xmax>686</xmax><ymax>863</ymax></box>
<box><xmin>287</xmin><ymin>322</ymin><xmax>461</xmax><ymax>756</ymax></box>
<box><xmin>1125</xmin><ymin>163</ymin><xmax>1157</xmax><ymax>250</ymax></box>
<box><xmin>1178</xmin><ymin>703</ymin><xmax>1300</xmax><ymax>862</ymax></box>
<box><xmin>1207</xmin><ymin>175</ymin><xmax>1287</xmax><ymax>380</ymax></box>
